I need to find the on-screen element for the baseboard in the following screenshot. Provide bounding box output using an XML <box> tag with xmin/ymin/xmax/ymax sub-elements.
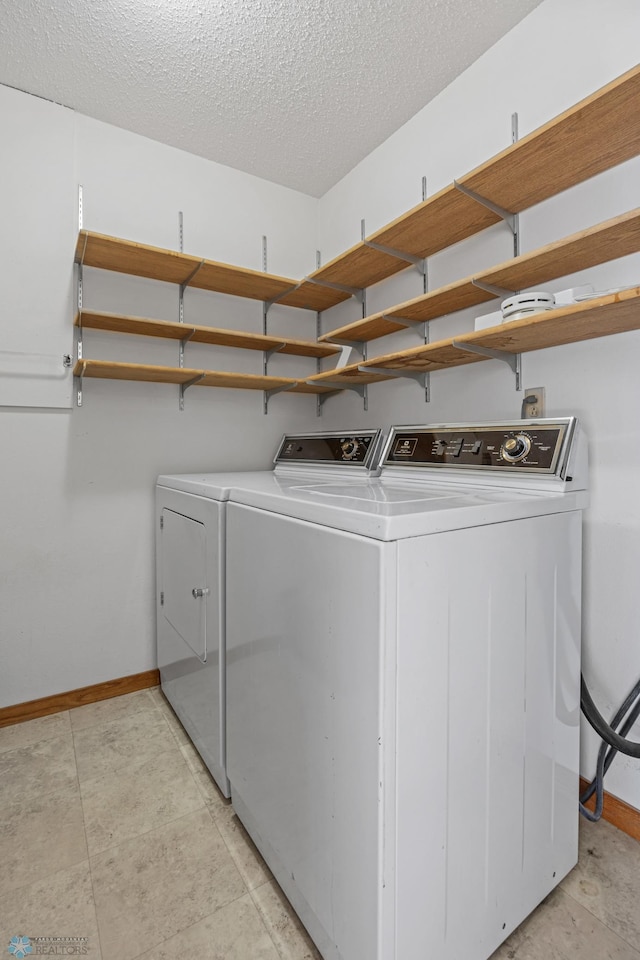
<box><xmin>0</xmin><ymin>669</ymin><xmax>160</xmax><ymax>728</ymax></box>
<box><xmin>580</xmin><ymin>776</ymin><xmax>640</xmax><ymax>842</ymax></box>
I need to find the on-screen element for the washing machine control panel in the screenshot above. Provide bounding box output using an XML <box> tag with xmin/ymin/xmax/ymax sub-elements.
<box><xmin>275</xmin><ymin>430</ymin><xmax>381</xmax><ymax>468</ymax></box>
<box><xmin>384</xmin><ymin>420</ymin><xmax>574</xmax><ymax>475</ymax></box>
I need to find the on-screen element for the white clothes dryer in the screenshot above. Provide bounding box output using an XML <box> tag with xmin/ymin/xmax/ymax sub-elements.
<box><xmin>225</xmin><ymin>418</ymin><xmax>588</xmax><ymax>960</ymax></box>
<box><xmin>155</xmin><ymin>429</ymin><xmax>383</xmax><ymax>796</ymax></box>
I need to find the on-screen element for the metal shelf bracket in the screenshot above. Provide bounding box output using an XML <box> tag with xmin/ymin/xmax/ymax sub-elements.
<box><xmin>265</xmin><ymin>383</ymin><xmax>296</xmax><ymax>401</ymax></box>
<box><xmin>179</xmin><ymin>373</ymin><xmax>205</xmax><ymax>411</ymax></box>
<box><xmin>361</xmin><ymin>217</ymin><xmax>425</xmax><ymax>275</ymax></box>
<box><xmin>303</xmin><ymin>275</ymin><xmax>365</xmax><ymax>304</ymax></box>
<box><xmin>308</xmin><ymin>379</ymin><xmax>365</xmax><ymax>398</ymax></box>
<box><xmin>452</xmin><ymin>112</ymin><xmax>521</xmax><ymax>257</ymax></box>
<box><xmin>265</xmin><ymin>343</ymin><xmax>286</xmax><ymax>362</ymax></box>
<box><xmin>315</xmin><ymin>387</ymin><xmax>348</xmax><ymax>409</ymax></box>
<box><xmin>178</xmin><ymin>260</ymin><xmax>205</xmax><ymax>324</ymax></box>
<box><xmin>451</xmin><ymin>340</ymin><xmax>522</xmax><ymax>390</ymax></box>
<box><xmin>263</xmin><ymin>381</ymin><xmax>297</xmax><ymax>414</ymax></box>
<box><xmin>472</xmin><ymin>278</ymin><xmax>516</xmax><ymax>299</ymax></box>
<box><xmin>453</xmin><ymin>180</ymin><xmax>517</xmax><ymax>234</ymax></box>
<box><xmin>75</xmin><ymin>372</ymin><xmax>83</xmax><ymax>407</ymax></box>
<box><xmin>75</xmin><ymin>201</ymin><xmax>86</xmax><ymax>406</ymax></box>
<box><xmin>362</xmin><ymin>239</ymin><xmax>426</xmax><ymax>276</ymax></box>
<box><xmin>179</xmin><ymin>260</ymin><xmax>205</xmax><ymax>298</ymax></box>
<box><xmin>73</xmin><ymin>361</ymin><xmax>84</xmax><ymax>408</ymax></box>
<box><xmin>263</xmin><ymin>283</ymin><xmax>302</xmax><ymax>314</ymax></box>
<box><xmin>179</xmin><ymin>329</ymin><xmax>196</xmax><ymax>368</ymax></box>
<box><xmin>381</xmin><ymin>313</ymin><xmax>427</xmax><ymax>334</ymax></box>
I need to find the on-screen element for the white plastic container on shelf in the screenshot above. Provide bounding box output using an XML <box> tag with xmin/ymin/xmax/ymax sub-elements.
<box><xmin>554</xmin><ymin>284</ymin><xmax>594</xmax><ymax>305</ymax></box>
<box><xmin>474</xmin><ymin>308</ymin><xmax>503</xmax><ymax>332</ymax></box>
<box><xmin>501</xmin><ymin>291</ymin><xmax>555</xmax><ymax>322</ymax></box>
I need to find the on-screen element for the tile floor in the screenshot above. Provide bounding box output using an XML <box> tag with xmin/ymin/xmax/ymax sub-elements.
<box><xmin>0</xmin><ymin>687</ymin><xmax>638</xmax><ymax>960</ymax></box>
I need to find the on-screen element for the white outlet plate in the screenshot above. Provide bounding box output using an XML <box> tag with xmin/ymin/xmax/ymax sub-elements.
<box><xmin>522</xmin><ymin>386</ymin><xmax>545</xmax><ymax>418</ymax></box>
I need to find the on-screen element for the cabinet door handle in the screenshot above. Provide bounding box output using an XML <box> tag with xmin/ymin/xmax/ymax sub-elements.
<box><xmin>192</xmin><ymin>587</ymin><xmax>210</xmax><ymax>599</ymax></box>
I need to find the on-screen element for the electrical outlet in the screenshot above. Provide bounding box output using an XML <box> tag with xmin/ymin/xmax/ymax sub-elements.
<box><xmin>521</xmin><ymin>387</ymin><xmax>545</xmax><ymax>419</ymax></box>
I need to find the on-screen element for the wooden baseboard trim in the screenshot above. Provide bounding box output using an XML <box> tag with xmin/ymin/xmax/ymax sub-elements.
<box><xmin>580</xmin><ymin>776</ymin><xmax>640</xmax><ymax>842</ymax></box>
<box><xmin>0</xmin><ymin>669</ymin><xmax>160</xmax><ymax>728</ymax></box>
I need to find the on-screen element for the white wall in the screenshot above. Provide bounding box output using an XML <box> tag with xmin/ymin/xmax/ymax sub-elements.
<box><xmin>317</xmin><ymin>0</ymin><xmax>640</xmax><ymax>810</ymax></box>
<box><xmin>0</xmin><ymin>95</ymin><xmax>322</xmax><ymax>706</ymax></box>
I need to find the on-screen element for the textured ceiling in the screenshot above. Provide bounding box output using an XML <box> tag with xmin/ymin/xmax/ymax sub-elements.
<box><xmin>0</xmin><ymin>0</ymin><xmax>543</xmax><ymax>196</ymax></box>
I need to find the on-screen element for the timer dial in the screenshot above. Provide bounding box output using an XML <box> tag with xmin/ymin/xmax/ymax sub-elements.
<box><xmin>340</xmin><ymin>437</ymin><xmax>361</xmax><ymax>460</ymax></box>
<box><xmin>501</xmin><ymin>434</ymin><xmax>531</xmax><ymax>462</ymax></box>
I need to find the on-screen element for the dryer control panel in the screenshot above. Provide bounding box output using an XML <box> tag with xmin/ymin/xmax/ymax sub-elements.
<box><xmin>383</xmin><ymin>420</ymin><xmax>575</xmax><ymax>475</ymax></box>
<box><xmin>275</xmin><ymin>430</ymin><xmax>382</xmax><ymax>469</ymax></box>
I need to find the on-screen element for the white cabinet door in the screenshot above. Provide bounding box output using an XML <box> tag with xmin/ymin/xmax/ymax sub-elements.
<box><xmin>161</xmin><ymin>508</ymin><xmax>207</xmax><ymax>661</ymax></box>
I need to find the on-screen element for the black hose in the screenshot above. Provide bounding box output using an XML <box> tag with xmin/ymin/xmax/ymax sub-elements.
<box><xmin>579</xmin><ymin>674</ymin><xmax>640</xmax><ymax>821</ymax></box>
<box><xmin>580</xmin><ymin>681</ymin><xmax>640</xmax><ymax>820</ymax></box>
<box><xmin>579</xmin><ymin>741</ymin><xmax>606</xmax><ymax>822</ymax></box>
<box><xmin>582</xmin><ymin>686</ymin><xmax>640</xmax><ymax>802</ymax></box>
<box><xmin>580</xmin><ymin>675</ymin><xmax>640</xmax><ymax>758</ymax></box>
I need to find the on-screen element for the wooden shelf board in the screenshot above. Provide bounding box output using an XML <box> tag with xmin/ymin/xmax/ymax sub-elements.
<box><xmin>277</xmin><ymin>280</ymin><xmax>352</xmax><ymax>311</ymax></box>
<box><xmin>74</xmin><ymin>360</ymin><xmax>199</xmax><ymax>385</ymax></box>
<box><xmin>319</xmin><ymin>208</ymin><xmax>640</xmax><ymax>344</ymax></box>
<box><xmin>320</xmin><ymin>277</ymin><xmax>491</xmax><ymax>344</ymax></box>
<box><xmin>76</xmin><ymin>310</ymin><xmax>339</xmax><ymax>359</ymax></box>
<box><xmin>73</xmin><ymin>359</ymin><xmax>299</xmax><ymax>391</ymax></box>
<box><xmin>75</xmin><ymin>232</ymin><xmax>302</xmax><ymax>305</ymax></box>
<box><xmin>309</xmin><ymin>64</ymin><xmax>640</xmax><ymax>289</ymax></box>
<box><xmin>480</xmin><ymin>208</ymin><xmax>640</xmax><ymax>289</ymax></box>
<box><xmin>308</xmin><ymin>288</ymin><xmax>640</xmax><ymax>385</ymax></box>
<box><xmin>289</xmin><ymin>381</ymin><xmax>344</xmax><ymax>395</ymax></box>
<box><xmin>308</xmin><ymin>241</ymin><xmax>413</xmax><ymax>289</ymax></box>
<box><xmin>72</xmin><ymin>358</ymin><xmax>342</xmax><ymax>395</ymax></box>
<box><xmin>466</xmin><ymin>286</ymin><xmax>640</xmax><ymax>357</ymax></box>
<box><xmin>196</xmin><ymin>371</ymin><xmax>297</xmax><ymax>390</ymax></box>
<box><xmin>305</xmin><ymin>364</ymin><xmax>400</xmax><ymax>387</ymax></box>
<box><xmin>462</xmin><ymin>64</ymin><xmax>640</xmax><ymax>218</ymax></box>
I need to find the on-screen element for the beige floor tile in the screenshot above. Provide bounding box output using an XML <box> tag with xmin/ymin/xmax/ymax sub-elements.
<box><xmin>251</xmin><ymin>880</ymin><xmax>322</xmax><ymax>960</ymax></box>
<box><xmin>0</xmin><ymin>711</ymin><xmax>70</xmax><ymax>754</ymax></box>
<box><xmin>81</xmin><ymin>747</ymin><xmax>205</xmax><ymax>856</ymax></box>
<box><xmin>215</xmin><ymin>804</ymin><xmax>273</xmax><ymax>891</ymax></box>
<box><xmin>561</xmin><ymin>818</ymin><xmax>640</xmax><ymax>951</ymax></box>
<box><xmin>490</xmin><ymin>887</ymin><xmax>640</xmax><ymax>960</ymax></box>
<box><xmin>179</xmin><ymin>742</ymin><xmax>229</xmax><ymax>814</ymax></box>
<box><xmin>146</xmin><ymin>686</ymin><xmax>164</xmax><ymax>707</ymax></box>
<box><xmin>73</xmin><ymin>709</ymin><xmax>177</xmax><ymax>783</ymax></box>
<box><xmin>70</xmin><ymin>690</ymin><xmax>157</xmax><ymax>732</ymax></box>
<box><xmin>91</xmin><ymin>807</ymin><xmax>247</xmax><ymax>960</ymax></box>
<box><xmin>136</xmin><ymin>892</ymin><xmax>280</xmax><ymax>960</ymax></box>
<box><xmin>0</xmin><ymin>782</ymin><xmax>87</xmax><ymax>896</ymax></box>
<box><xmin>146</xmin><ymin>687</ymin><xmax>191</xmax><ymax>747</ymax></box>
<box><xmin>157</xmin><ymin>704</ymin><xmax>191</xmax><ymax>747</ymax></box>
<box><xmin>0</xmin><ymin>734</ymin><xmax>77</xmax><ymax>805</ymax></box>
<box><xmin>0</xmin><ymin>860</ymin><xmax>101</xmax><ymax>959</ymax></box>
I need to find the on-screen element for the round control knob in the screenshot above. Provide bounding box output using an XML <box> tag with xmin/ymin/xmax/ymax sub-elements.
<box><xmin>501</xmin><ymin>434</ymin><xmax>531</xmax><ymax>462</ymax></box>
<box><xmin>341</xmin><ymin>438</ymin><xmax>360</xmax><ymax>460</ymax></box>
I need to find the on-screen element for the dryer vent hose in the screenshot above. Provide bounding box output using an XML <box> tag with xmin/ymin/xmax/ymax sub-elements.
<box><xmin>579</xmin><ymin>674</ymin><xmax>640</xmax><ymax>822</ymax></box>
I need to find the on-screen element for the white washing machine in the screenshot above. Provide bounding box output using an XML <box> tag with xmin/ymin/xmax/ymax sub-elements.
<box><xmin>225</xmin><ymin>418</ymin><xmax>588</xmax><ymax>960</ymax></box>
<box><xmin>155</xmin><ymin>429</ymin><xmax>383</xmax><ymax>797</ymax></box>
